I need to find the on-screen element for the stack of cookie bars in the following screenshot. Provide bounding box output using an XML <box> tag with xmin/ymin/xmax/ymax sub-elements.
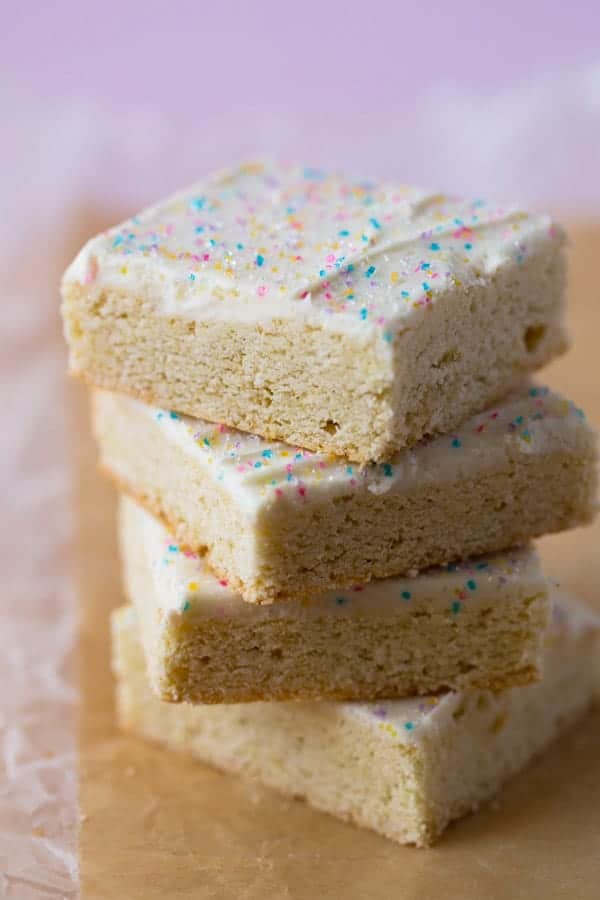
<box><xmin>62</xmin><ymin>161</ymin><xmax>599</xmax><ymax>846</ymax></box>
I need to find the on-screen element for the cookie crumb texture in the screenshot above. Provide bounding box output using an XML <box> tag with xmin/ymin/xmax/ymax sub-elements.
<box><xmin>62</xmin><ymin>161</ymin><xmax>569</xmax><ymax>461</ymax></box>
<box><xmin>119</xmin><ymin>497</ymin><xmax>548</xmax><ymax>703</ymax></box>
<box><xmin>112</xmin><ymin>599</ymin><xmax>598</xmax><ymax>846</ymax></box>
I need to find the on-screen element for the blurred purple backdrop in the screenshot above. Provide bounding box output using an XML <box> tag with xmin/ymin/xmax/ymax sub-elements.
<box><xmin>3</xmin><ymin>1</ymin><xmax>600</xmax><ymax>213</ymax></box>
<box><xmin>5</xmin><ymin>0</ymin><xmax>599</xmax><ymax>110</ymax></box>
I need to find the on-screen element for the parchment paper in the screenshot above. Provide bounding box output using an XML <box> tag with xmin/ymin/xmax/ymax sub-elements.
<box><xmin>75</xmin><ymin>226</ymin><xmax>600</xmax><ymax>900</ymax></box>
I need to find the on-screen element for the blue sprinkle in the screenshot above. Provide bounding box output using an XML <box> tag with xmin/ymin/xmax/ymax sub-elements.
<box><xmin>401</xmin><ymin>590</ymin><xmax>411</xmax><ymax>601</ymax></box>
<box><xmin>369</xmin><ymin>217</ymin><xmax>382</xmax><ymax>230</ymax></box>
<box><xmin>451</xmin><ymin>601</ymin><xmax>461</xmax><ymax>615</ymax></box>
<box><xmin>168</xmin><ymin>544</ymin><xmax>178</xmax><ymax>553</ymax></box>
<box><xmin>253</xmin><ymin>461</ymin><xmax>262</xmax><ymax>468</ymax></box>
<box><xmin>346</xmin><ymin>466</ymin><xmax>354</xmax><ymax>475</ymax></box>
<box><xmin>360</xmin><ymin>308</ymin><xmax>368</xmax><ymax>320</ymax></box>
<box><xmin>182</xmin><ymin>600</ymin><xmax>191</xmax><ymax>612</ymax></box>
<box><xmin>466</xmin><ymin>580</ymin><xmax>477</xmax><ymax>591</ymax></box>
<box><xmin>195</xmin><ymin>226</ymin><xmax>205</xmax><ymax>234</ymax></box>
<box><xmin>451</xmin><ymin>437</ymin><xmax>462</xmax><ymax>448</ymax></box>
<box><xmin>529</xmin><ymin>387</ymin><xmax>539</xmax><ymax>397</ymax></box>
<box><xmin>256</xmin><ymin>254</ymin><xmax>264</xmax><ymax>267</ymax></box>
<box><xmin>236</xmin><ymin>242</ymin><xmax>244</xmax><ymax>250</ymax></box>
<box><xmin>346</xmin><ymin>263</ymin><xmax>355</xmax><ymax>273</ymax></box>
<box><xmin>430</xmin><ymin>242</ymin><xmax>441</xmax><ymax>251</ymax></box>
<box><xmin>338</xmin><ymin>229</ymin><xmax>350</xmax><ymax>237</ymax></box>
<box><xmin>203</xmin><ymin>437</ymin><xmax>211</xmax><ymax>447</ymax></box>
<box><xmin>112</xmin><ymin>234</ymin><xmax>124</xmax><ymax>248</ymax></box>
<box><xmin>262</xmin><ymin>449</ymin><xmax>273</xmax><ymax>458</ymax></box>
<box><xmin>365</xmin><ymin>265</ymin><xmax>376</xmax><ymax>278</ymax></box>
<box><xmin>169</xmin><ymin>411</ymin><xmax>180</xmax><ymax>420</ymax></box>
<box><xmin>476</xmin><ymin>562</ymin><xmax>489</xmax><ymax>570</ymax></box>
<box><xmin>361</xmin><ymin>234</ymin><xmax>369</xmax><ymax>242</ymax></box>
<box><xmin>335</xmin><ymin>596</ymin><xmax>349</xmax><ymax>606</ymax></box>
<box><xmin>422</xmin><ymin>281</ymin><xmax>430</xmax><ymax>291</ymax></box>
<box><xmin>319</xmin><ymin>269</ymin><xmax>326</xmax><ymax>277</ymax></box>
<box><xmin>464</xmin><ymin>242</ymin><xmax>473</xmax><ymax>250</ymax></box>
<box><xmin>401</xmin><ymin>290</ymin><xmax>410</xmax><ymax>298</ymax></box>
<box><xmin>421</xmin><ymin>262</ymin><xmax>430</xmax><ymax>270</ymax></box>
<box><xmin>383</xmin><ymin>331</ymin><xmax>393</xmax><ymax>343</ymax></box>
<box><xmin>188</xmin><ymin>273</ymin><xmax>196</xmax><ymax>281</ymax></box>
<box><xmin>404</xmin><ymin>721</ymin><xmax>414</xmax><ymax>731</ymax></box>
<box><xmin>190</xmin><ymin>197</ymin><xmax>206</xmax><ymax>210</ymax></box>
<box><xmin>383</xmin><ymin>463</ymin><xmax>393</xmax><ymax>477</ymax></box>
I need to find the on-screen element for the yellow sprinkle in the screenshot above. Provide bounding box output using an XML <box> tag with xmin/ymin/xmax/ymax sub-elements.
<box><xmin>120</xmin><ymin>266</ymin><xmax>128</xmax><ymax>275</ymax></box>
<box><xmin>390</xmin><ymin>271</ymin><xmax>398</xmax><ymax>283</ymax></box>
<box><xmin>187</xmin><ymin>582</ymin><xmax>198</xmax><ymax>591</ymax></box>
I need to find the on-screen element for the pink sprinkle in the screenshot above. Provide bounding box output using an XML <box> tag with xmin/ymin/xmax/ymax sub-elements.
<box><xmin>165</xmin><ymin>223</ymin><xmax>175</xmax><ymax>236</ymax></box>
<box><xmin>257</xmin><ymin>285</ymin><xmax>268</xmax><ymax>296</ymax></box>
<box><xmin>275</xmin><ymin>488</ymin><xmax>283</xmax><ymax>497</ymax></box>
<box><xmin>297</xmin><ymin>486</ymin><xmax>306</xmax><ymax>498</ymax></box>
<box><xmin>326</xmin><ymin>253</ymin><xmax>336</xmax><ymax>263</ymax></box>
<box><xmin>83</xmin><ymin>257</ymin><xmax>99</xmax><ymax>284</ymax></box>
<box><xmin>202</xmin><ymin>253</ymin><xmax>210</xmax><ymax>261</ymax></box>
<box><xmin>219</xmin><ymin>579</ymin><xmax>228</xmax><ymax>587</ymax></box>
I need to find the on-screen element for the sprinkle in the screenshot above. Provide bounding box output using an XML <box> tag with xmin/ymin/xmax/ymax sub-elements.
<box><xmin>338</xmin><ymin>229</ymin><xmax>350</xmax><ymax>236</ymax></box>
<box><xmin>451</xmin><ymin>437</ymin><xmax>462</xmax><ymax>448</ymax></box>
<box><xmin>369</xmin><ymin>217</ymin><xmax>382</xmax><ymax>230</ymax></box>
<box><xmin>466</xmin><ymin>580</ymin><xmax>477</xmax><ymax>591</ymax></box>
<box><xmin>429</xmin><ymin>242</ymin><xmax>440</xmax><ymax>251</ymax></box>
<box><xmin>404</xmin><ymin>721</ymin><xmax>414</xmax><ymax>731</ymax></box>
<box><xmin>365</xmin><ymin>265</ymin><xmax>376</xmax><ymax>278</ymax></box>
<box><xmin>187</xmin><ymin>582</ymin><xmax>198</xmax><ymax>591</ymax></box>
<box><xmin>451</xmin><ymin>601</ymin><xmax>461</xmax><ymax>615</ymax></box>
<box><xmin>255</xmin><ymin>254</ymin><xmax>264</xmax><ymax>267</ymax></box>
<box><xmin>335</xmin><ymin>596</ymin><xmax>349</xmax><ymax>606</ymax></box>
<box><xmin>382</xmin><ymin>463</ymin><xmax>393</xmax><ymax>477</ymax></box>
<box><xmin>360</xmin><ymin>308</ymin><xmax>368</xmax><ymax>320</ymax></box>
<box><xmin>401</xmin><ymin>590</ymin><xmax>411</xmax><ymax>601</ymax></box>
<box><xmin>181</xmin><ymin>600</ymin><xmax>191</xmax><ymax>612</ymax></box>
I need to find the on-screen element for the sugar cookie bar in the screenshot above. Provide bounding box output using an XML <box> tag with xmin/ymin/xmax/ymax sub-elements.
<box><xmin>112</xmin><ymin>598</ymin><xmax>599</xmax><ymax>847</ymax></box>
<box><xmin>119</xmin><ymin>496</ymin><xmax>548</xmax><ymax>702</ymax></box>
<box><xmin>95</xmin><ymin>384</ymin><xmax>597</xmax><ymax>603</ymax></box>
<box><xmin>62</xmin><ymin>160</ymin><xmax>568</xmax><ymax>462</ymax></box>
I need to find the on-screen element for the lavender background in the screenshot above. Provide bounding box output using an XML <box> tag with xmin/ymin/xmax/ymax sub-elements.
<box><xmin>4</xmin><ymin>0</ymin><xmax>600</xmax><ymax>213</ymax></box>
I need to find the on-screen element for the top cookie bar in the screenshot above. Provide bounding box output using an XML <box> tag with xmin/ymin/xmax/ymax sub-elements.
<box><xmin>62</xmin><ymin>160</ymin><xmax>568</xmax><ymax>462</ymax></box>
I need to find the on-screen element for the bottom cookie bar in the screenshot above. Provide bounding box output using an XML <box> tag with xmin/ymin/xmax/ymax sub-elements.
<box><xmin>119</xmin><ymin>496</ymin><xmax>548</xmax><ymax>702</ymax></box>
<box><xmin>112</xmin><ymin>596</ymin><xmax>598</xmax><ymax>846</ymax></box>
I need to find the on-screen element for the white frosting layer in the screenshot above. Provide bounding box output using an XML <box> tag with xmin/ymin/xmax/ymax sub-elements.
<box><xmin>134</xmin><ymin>499</ymin><xmax>545</xmax><ymax>622</ymax></box>
<box><xmin>346</xmin><ymin>595</ymin><xmax>599</xmax><ymax>744</ymax></box>
<box><xmin>63</xmin><ymin>160</ymin><xmax>564</xmax><ymax>342</ymax></box>
<box><xmin>120</xmin><ymin>384</ymin><xmax>592</xmax><ymax>516</ymax></box>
